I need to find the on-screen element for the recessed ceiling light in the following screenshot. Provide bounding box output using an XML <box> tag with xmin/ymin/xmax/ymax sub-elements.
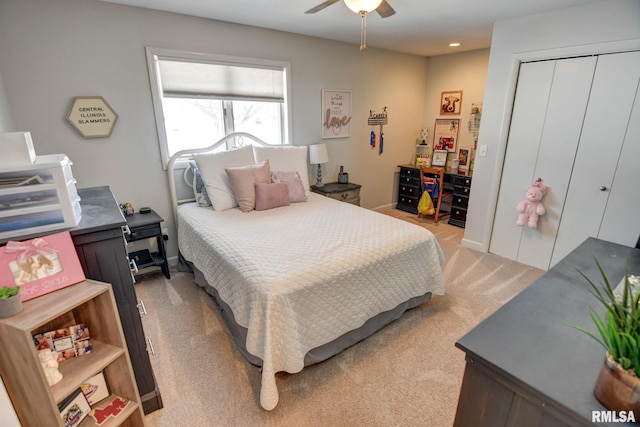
<box><xmin>449</xmin><ymin>42</ymin><xmax>461</xmax><ymax>47</ymax></box>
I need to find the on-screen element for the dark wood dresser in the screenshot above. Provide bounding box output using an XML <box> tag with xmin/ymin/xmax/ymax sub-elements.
<box><xmin>396</xmin><ymin>165</ymin><xmax>422</xmax><ymax>214</ymax></box>
<box><xmin>396</xmin><ymin>164</ymin><xmax>472</xmax><ymax>227</ymax></box>
<box><xmin>448</xmin><ymin>174</ymin><xmax>472</xmax><ymax>228</ymax></box>
<box><xmin>70</xmin><ymin>186</ymin><xmax>162</xmax><ymax>414</ymax></box>
<box><xmin>454</xmin><ymin>238</ymin><xmax>640</xmax><ymax>426</ymax></box>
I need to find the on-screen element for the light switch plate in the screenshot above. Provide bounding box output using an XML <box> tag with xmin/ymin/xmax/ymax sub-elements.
<box><xmin>478</xmin><ymin>145</ymin><xmax>488</xmax><ymax>157</ymax></box>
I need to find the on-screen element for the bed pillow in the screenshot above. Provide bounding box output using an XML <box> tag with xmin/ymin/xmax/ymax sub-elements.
<box><xmin>188</xmin><ymin>160</ymin><xmax>212</xmax><ymax>207</ymax></box>
<box><xmin>225</xmin><ymin>161</ymin><xmax>271</xmax><ymax>212</ymax></box>
<box><xmin>271</xmin><ymin>171</ymin><xmax>307</xmax><ymax>203</ymax></box>
<box><xmin>194</xmin><ymin>145</ymin><xmax>254</xmax><ymax>211</ymax></box>
<box><xmin>253</xmin><ymin>146</ymin><xmax>310</xmax><ymax>197</ymax></box>
<box><xmin>254</xmin><ymin>182</ymin><xmax>290</xmax><ymax>211</ymax></box>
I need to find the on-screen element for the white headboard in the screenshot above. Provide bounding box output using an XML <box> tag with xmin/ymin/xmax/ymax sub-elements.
<box><xmin>167</xmin><ymin>132</ymin><xmax>289</xmax><ymax>225</ymax></box>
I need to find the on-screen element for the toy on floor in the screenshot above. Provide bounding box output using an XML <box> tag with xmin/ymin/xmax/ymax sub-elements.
<box><xmin>517</xmin><ymin>181</ymin><xmax>548</xmax><ymax>229</ymax></box>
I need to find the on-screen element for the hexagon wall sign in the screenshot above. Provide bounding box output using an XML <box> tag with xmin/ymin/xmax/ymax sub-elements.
<box><xmin>66</xmin><ymin>96</ymin><xmax>118</xmax><ymax>138</ymax></box>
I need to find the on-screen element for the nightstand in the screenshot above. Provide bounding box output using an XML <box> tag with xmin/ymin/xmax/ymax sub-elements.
<box><xmin>311</xmin><ymin>182</ymin><xmax>361</xmax><ymax>206</ymax></box>
<box><xmin>125</xmin><ymin>209</ymin><xmax>170</xmax><ymax>279</ymax></box>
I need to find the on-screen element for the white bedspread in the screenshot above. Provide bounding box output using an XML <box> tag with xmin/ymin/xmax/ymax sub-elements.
<box><xmin>178</xmin><ymin>194</ymin><xmax>445</xmax><ymax>410</ymax></box>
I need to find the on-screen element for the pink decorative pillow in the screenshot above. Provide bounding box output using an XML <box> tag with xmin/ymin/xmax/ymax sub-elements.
<box><xmin>255</xmin><ymin>182</ymin><xmax>290</xmax><ymax>211</ymax></box>
<box><xmin>271</xmin><ymin>171</ymin><xmax>307</xmax><ymax>203</ymax></box>
<box><xmin>225</xmin><ymin>161</ymin><xmax>271</xmax><ymax>212</ymax></box>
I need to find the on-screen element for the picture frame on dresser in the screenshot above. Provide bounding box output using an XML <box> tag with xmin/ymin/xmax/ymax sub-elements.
<box><xmin>432</xmin><ymin>150</ymin><xmax>448</xmax><ymax>167</ymax></box>
<box><xmin>0</xmin><ymin>231</ymin><xmax>85</xmax><ymax>302</ymax></box>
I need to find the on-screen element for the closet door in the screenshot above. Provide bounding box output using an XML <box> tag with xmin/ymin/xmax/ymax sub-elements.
<box><xmin>489</xmin><ymin>57</ymin><xmax>596</xmax><ymax>269</ymax></box>
<box><xmin>550</xmin><ymin>51</ymin><xmax>640</xmax><ymax>266</ymax></box>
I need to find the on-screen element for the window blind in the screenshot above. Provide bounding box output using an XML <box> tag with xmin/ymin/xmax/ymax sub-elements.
<box><xmin>157</xmin><ymin>59</ymin><xmax>285</xmax><ymax>102</ymax></box>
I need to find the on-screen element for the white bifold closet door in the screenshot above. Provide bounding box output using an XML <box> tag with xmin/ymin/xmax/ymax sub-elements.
<box><xmin>490</xmin><ymin>51</ymin><xmax>640</xmax><ymax>270</ymax></box>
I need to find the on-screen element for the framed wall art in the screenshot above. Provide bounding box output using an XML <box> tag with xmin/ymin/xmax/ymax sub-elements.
<box><xmin>433</xmin><ymin>119</ymin><xmax>460</xmax><ymax>153</ymax></box>
<box><xmin>322</xmin><ymin>90</ymin><xmax>352</xmax><ymax>139</ymax></box>
<box><xmin>458</xmin><ymin>148</ymin><xmax>469</xmax><ymax>166</ymax></box>
<box><xmin>440</xmin><ymin>90</ymin><xmax>463</xmax><ymax>115</ymax></box>
<box><xmin>66</xmin><ymin>96</ymin><xmax>118</xmax><ymax>138</ymax></box>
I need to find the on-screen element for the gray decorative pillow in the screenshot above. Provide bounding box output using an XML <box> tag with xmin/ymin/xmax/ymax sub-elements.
<box><xmin>189</xmin><ymin>160</ymin><xmax>212</xmax><ymax>207</ymax></box>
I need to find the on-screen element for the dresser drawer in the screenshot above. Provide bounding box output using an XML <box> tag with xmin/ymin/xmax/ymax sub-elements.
<box><xmin>399</xmin><ymin>184</ymin><xmax>420</xmax><ymax>197</ymax></box>
<box><xmin>398</xmin><ymin>195</ymin><xmax>418</xmax><ymax>208</ymax></box>
<box><xmin>400</xmin><ymin>167</ymin><xmax>420</xmax><ymax>186</ymax></box>
<box><xmin>453</xmin><ymin>176</ymin><xmax>472</xmax><ymax>187</ymax></box>
<box><xmin>126</xmin><ymin>223</ymin><xmax>161</xmax><ymax>242</ymax></box>
<box><xmin>452</xmin><ymin>195</ymin><xmax>469</xmax><ymax>209</ymax></box>
<box><xmin>400</xmin><ymin>167</ymin><xmax>419</xmax><ymax>178</ymax></box>
<box><xmin>327</xmin><ymin>188</ymin><xmax>360</xmax><ymax>203</ymax></box>
<box><xmin>454</xmin><ymin>185</ymin><xmax>471</xmax><ymax>196</ymax></box>
<box><xmin>450</xmin><ymin>207</ymin><xmax>468</xmax><ymax>221</ymax></box>
<box><xmin>400</xmin><ymin>174</ymin><xmax>420</xmax><ymax>187</ymax></box>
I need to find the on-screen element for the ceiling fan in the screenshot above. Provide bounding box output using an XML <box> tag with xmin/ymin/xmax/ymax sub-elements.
<box><xmin>305</xmin><ymin>0</ymin><xmax>396</xmax><ymax>18</ymax></box>
<box><xmin>305</xmin><ymin>0</ymin><xmax>396</xmax><ymax>51</ymax></box>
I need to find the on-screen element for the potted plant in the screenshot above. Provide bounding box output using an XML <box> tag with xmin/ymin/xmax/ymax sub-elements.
<box><xmin>0</xmin><ymin>285</ymin><xmax>22</xmax><ymax>318</ymax></box>
<box><xmin>569</xmin><ymin>261</ymin><xmax>640</xmax><ymax>413</ymax></box>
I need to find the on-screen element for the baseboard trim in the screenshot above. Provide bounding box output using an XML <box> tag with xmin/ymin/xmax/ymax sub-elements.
<box><xmin>461</xmin><ymin>238</ymin><xmax>486</xmax><ymax>252</ymax></box>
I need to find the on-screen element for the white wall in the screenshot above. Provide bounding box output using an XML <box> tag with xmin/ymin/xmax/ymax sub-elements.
<box><xmin>423</xmin><ymin>49</ymin><xmax>489</xmax><ymax>171</ymax></box>
<box><xmin>463</xmin><ymin>0</ymin><xmax>640</xmax><ymax>252</ymax></box>
<box><xmin>0</xmin><ymin>0</ymin><xmax>428</xmax><ymax>258</ymax></box>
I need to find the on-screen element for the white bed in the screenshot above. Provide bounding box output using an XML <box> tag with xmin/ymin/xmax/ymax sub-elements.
<box><xmin>168</xmin><ymin>133</ymin><xmax>445</xmax><ymax>410</ymax></box>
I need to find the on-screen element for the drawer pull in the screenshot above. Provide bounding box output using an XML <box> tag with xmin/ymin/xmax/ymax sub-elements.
<box><xmin>129</xmin><ymin>258</ymin><xmax>139</xmax><ymax>273</ymax></box>
<box><xmin>137</xmin><ymin>300</ymin><xmax>147</xmax><ymax>316</ymax></box>
<box><xmin>341</xmin><ymin>193</ymin><xmax>348</xmax><ymax>199</ymax></box>
<box><xmin>146</xmin><ymin>338</ymin><xmax>156</xmax><ymax>355</ymax></box>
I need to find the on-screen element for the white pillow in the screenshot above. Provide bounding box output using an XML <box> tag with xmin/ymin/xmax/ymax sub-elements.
<box><xmin>194</xmin><ymin>145</ymin><xmax>255</xmax><ymax>211</ymax></box>
<box><xmin>253</xmin><ymin>145</ymin><xmax>310</xmax><ymax>197</ymax></box>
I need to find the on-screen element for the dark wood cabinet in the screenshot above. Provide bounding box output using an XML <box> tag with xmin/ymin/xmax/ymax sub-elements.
<box><xmin>396</xmin><ymin>164</ymin><xmax>472</xmax><ymax>228</ymax></box>
<box><xmin>396</xmin><ymin>165</ymin><xmax>421</xmax><ymax>214</ymax></box>
<box><xmin>448</xmin><ymin>175</ymin><xmax>472</xmax><ymax>228</ymax></box>
<box><xmin>454</xmin><ymin>238</ymin><xmax>640</xmax><ymax>426</ymax></box>
<box><xmin>70</xmin><ymin>186</ymin><xmax>162</xmax><ymax>414</ymax></box>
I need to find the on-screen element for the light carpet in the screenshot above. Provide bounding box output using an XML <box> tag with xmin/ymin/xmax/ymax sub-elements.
<box><xmin>139</xmin><ymin>210</ymin><xmax>543</xmax><ymax>426</ymax></box>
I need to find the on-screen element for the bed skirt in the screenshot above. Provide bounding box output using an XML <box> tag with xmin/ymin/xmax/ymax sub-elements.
<box><xmin>179</xmin><ymin>253</ymin><xmax>432</xmax><ymax>368</ymax></box>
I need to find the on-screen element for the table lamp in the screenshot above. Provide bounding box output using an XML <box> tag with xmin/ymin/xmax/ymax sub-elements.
<box><xmin>309</xmin><ymin>143</ymin><xmax>329</xmax><ymax>187</ymax></box>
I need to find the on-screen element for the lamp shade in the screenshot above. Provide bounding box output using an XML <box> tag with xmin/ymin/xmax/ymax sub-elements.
<box><xmin>344</xmin><ymin>0</ymin><xmax>383</xmax><ymax>13</ymax></box>
<box><xmin>309</xmin><ymin>143</ymin><xmax>329</xmax><ymax>164</ymax></box>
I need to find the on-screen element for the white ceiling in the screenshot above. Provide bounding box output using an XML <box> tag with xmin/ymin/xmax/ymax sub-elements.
<box><xmin>98</xmin><ymin>0</ymin><xmax>601</xmax><ymax>57</ymax></box>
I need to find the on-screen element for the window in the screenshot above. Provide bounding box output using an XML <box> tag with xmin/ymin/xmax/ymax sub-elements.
<box><xmin>146</xmin><ymin>48</ymin><xmax>291</xmax><ymax>168</ymax></box>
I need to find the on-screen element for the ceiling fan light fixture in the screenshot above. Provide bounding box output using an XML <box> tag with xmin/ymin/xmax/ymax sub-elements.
<box><xmin>344</xmin><ymin>0</ymin><xmax>383</xmax><ymax>14</ymax></box>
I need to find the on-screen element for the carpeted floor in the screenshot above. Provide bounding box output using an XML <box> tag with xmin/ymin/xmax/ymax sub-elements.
<box><xmin>138</xmin><ymin>210</ymin><xmax>543</xmax><ymax>426</ymax></box>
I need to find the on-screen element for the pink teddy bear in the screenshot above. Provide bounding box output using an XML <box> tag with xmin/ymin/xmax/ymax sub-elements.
<box><xmin>516</xmin><ymin>182</ymin><xmax>548</xmax><ymax>229</ymax></box>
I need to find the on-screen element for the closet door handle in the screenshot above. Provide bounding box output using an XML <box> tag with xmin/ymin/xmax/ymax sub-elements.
<box><xmin>600</xmin><ymin>185</ymin><xmax>608</xmax><ymax>191</ymax></box>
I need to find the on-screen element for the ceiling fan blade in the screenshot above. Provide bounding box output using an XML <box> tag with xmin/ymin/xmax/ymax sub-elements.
<box><xmin>376</xmin><ymin>0</ymin><xmax>396</xmax><ymax>18</ymax></box>
<box><xmin>305</xmin><ymin>0</ymin><xmax>341</xmax><ymax>14</ymax></box>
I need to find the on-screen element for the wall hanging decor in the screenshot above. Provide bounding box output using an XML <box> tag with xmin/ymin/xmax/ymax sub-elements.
<box><xmin>440</xmin><ymin>90</ymin><xmax>463</xmax><ymax>115</ymax></box>
<box><xmin>433</xmin><ymin>118</ymin><xmax>459</xmax><ymax>152</ymax></box>
<box><xmin>322</xmin><ymin>90</ymin><xmax>352</xmax><ymax>139</ymax></box>
<box><xmin>66</xmin><ymin>96</ymin><xmax>118</xmax><ymax>138</ymax></box>
<box><xmin>467</xmin><ymin>102</ymin><xmax>482</xmax><ymax>146</ymax></box>
<box><xmin>368</xmin><ymin>107</ymin><xmax>388</xmax><ymax>154</ymax></box>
